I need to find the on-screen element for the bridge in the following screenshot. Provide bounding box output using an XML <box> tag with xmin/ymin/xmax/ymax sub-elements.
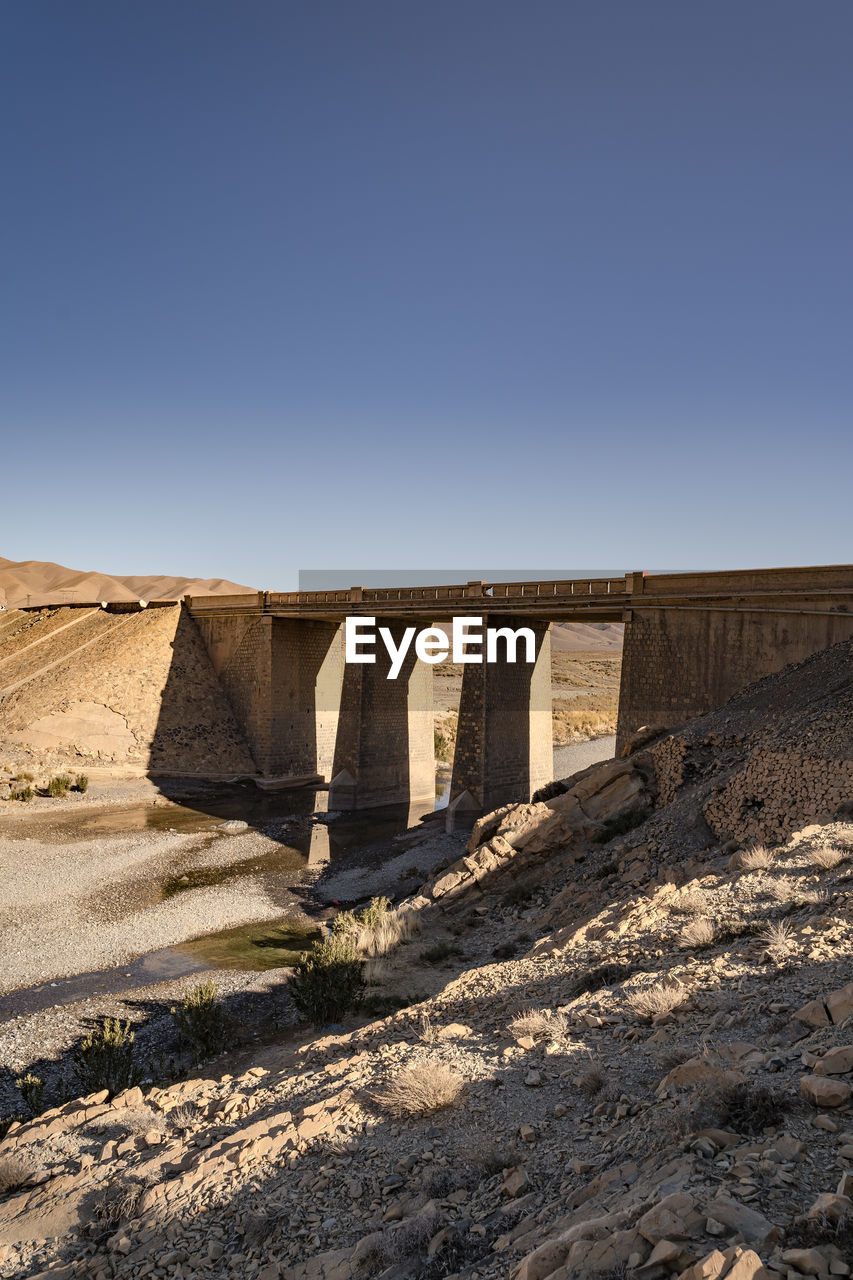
<box><xmin>186</xmin><ymin>565</ymin><xmax>853</xmax><ymax>813</ymax></box>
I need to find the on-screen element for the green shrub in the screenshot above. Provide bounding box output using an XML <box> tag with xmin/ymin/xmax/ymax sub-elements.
<box><xmin>15</xmin><ymin>1073</ymin><xmax>45</xmax><ymax>1116</ymax></box>
<box><xmin>289</xmin><ymin>935</ymin><xmax>364</xmax><ymax>1024</ymax></box>
<box><xmin>75</xmin><ymin>774</ymin><xmax>89</xmax><ymax>794</ymax></box>
<box><xmin>362</xmin><ymin>993</ymin><xmax>411</xmax><ymax>1017</ymax></box>
<box><xmin>170</xmin><ymin>980</ymin><xmax>233</xmax><ymax>1059</ymax></box>
<box><xmin>72</xmin><ymin>1019</ymin><xmax>142</xmax><ymax>1097</ymax></box>
<box><xmin>332</xmin><ymin>909</ymin><xmax>358</xmax><ymax>936</ymax></box>
<box><xmin>0</xmin><ymin>1114</ymin><xmax>25</xmax><ymax>1141</ymax></box>
<box><xmin>47</xmin><ymin>775</ymin><xmax>72</xmax><ymax>798</ymax></box>
<box><xmin>11</xmin><ymin>785</ymin><xmax>33</xmax><ymax>802</ymax></box>
<box><xmin>359</xmin><ymin>896</ymin><xmax>391</xmax><ymax>931</ymax></box>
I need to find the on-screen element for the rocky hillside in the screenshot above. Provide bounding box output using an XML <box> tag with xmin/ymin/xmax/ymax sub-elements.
<box><xmin>1</xmin><ymin>643</ymin><xmax>853</xmax><ymax>1280</ymax></box>
<box><xmin>0</xmin><ymin>606</ymin><xmax>254</xmax><ymax>778</ymax></box>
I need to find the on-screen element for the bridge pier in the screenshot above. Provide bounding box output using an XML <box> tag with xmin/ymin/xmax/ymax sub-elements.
<box><xmin>450</xmin><ymin>618</ymin><xmax>552</xmax><ymax>814</ymax></box>
<box><xmin>329</xmin><ymin>620</ymin><xmax>434</xmax><ymax>809</ymax></box>
<box><xmin>192</xmin><ymin>611</ymin><xmax>343</xmax><ymax>778</ymax></box>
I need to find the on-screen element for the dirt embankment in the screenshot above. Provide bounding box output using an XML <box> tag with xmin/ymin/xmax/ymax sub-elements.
<box><xmin>2</xmin><ymin>643</ymin><xmax>853</xmax><ymax>1280</ymax></box>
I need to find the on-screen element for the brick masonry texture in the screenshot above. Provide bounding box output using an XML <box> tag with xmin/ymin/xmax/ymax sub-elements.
<box><xmin>451</xmin><ymin>619</ymin><xmax>552</xmax><ymax>810</ymax></box>
<box><xmin>616</xmin><ymin>602</ymin><xmax>853</xmax><ymax>753</ymax></box>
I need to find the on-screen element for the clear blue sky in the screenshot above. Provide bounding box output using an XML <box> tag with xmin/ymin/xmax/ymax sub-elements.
<box><xmin>2</xmin><ymin>1</ymin><xmax>851</xmax><ymax>587</ymax></box>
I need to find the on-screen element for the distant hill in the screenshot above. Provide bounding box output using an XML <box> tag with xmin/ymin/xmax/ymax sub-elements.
<box><xmin>0</xmin><ymin>557</ymin><xmax>256</xmax><ymax>609</ymax></box>
<box><xmin>551</xmin><ymin>622</ymin><xmax>623</xmax><ymax>650</ymax></box>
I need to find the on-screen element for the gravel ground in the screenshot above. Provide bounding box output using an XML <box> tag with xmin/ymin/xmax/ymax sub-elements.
<box><xmin>0</xmin><ymin>823</ymin><xmax>293</xmax><ymax>997</ymax></box>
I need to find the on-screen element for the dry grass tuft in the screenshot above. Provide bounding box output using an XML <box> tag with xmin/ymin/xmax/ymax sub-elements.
<box><xmin>679</xmin><ymin>917</ymin><xmax>715</xmax><ymax>949</ymax></box>
<box><xmin>627</xmin><ymin>982</ymin><xmax>687</xmax><ymax>1022</ymax></box>
<box><xmin>91</xmin><ymin>1178</ymin><xmax>145</xmax><ymax>1226</ymax></box>
<box><xmin>363</xmin><ymin>958</ymin><xmax>394</xmax><ymax>987</ymax></box>
<box><xmin>737</xmin><ymin>845</ymin><xmax>775</xmax><ymax>872</ymax></box>
<box><xmin>758</xmin><ymin>919</ymin><xmax>795</xmax><ymax>964</ymax></box>
<box><xmin>357</xmin><ymin>910</ymin><xmax>421</xmax><ymax>957</ymax></box>
<box><xmin>0</xmin><ymin>1155</ymin><xmax>33</xmax><ymax>1196</ymax></box>
<box><xmin>577</xmin><ymin>1062</ymin><xmax>605</xmax><ymax>1097</ymax></box>
<box><xmin>508</xmin><ymin>1008</ymin><xmax>567</xmax><ymax>1041</ymax></box>
<box><xmin>670</xmin><ymin>890</ymin><xmax>709</xmax><ymax>916</ymax></box>
<box><xmin>89</xmin><ymin>1106</ymin><xmax>157</xmax><ymax>1137</ymax></box>
<box><xmin>374</xmin><ymin>1059</ymin><xmax>465</xmax><ymax>1117</ymax></box>
<box><xmin>811</xmin><ymin>845</ymin><xmax>846</xmax><ymax>870</ymax></box>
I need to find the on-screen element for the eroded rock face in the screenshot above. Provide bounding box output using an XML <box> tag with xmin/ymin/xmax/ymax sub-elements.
<box><xmin>9</xmin><ymin>701</ymin><xmax>136</xmax><ymax>759</ymax></box>
<box><xmin>427</xmin><ymin>757</ymin><xmax>655</xmax><ymax>904</ymax></box>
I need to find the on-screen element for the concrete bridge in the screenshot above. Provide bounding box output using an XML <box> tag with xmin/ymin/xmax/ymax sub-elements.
<box><xmin>187</xmin><ymin>565</ymin><xmax>853</xmax><ymax>813</ymax></box>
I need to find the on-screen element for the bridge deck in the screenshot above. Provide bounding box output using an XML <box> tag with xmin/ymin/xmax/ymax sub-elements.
<box><xmin>186</xmin><ymin>565</ymin><xmax>853</xmax><ymax>621</ymax></box>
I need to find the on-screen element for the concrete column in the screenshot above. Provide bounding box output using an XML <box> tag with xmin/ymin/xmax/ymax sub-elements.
<box><xmin>269</xmin><ymin>619</ymin><xmax>344</xmax><ymax>779</ymax></box>
<box><xmin>330</xmin><ymin>620</ymin><xmax>434</xmax><ymax>809</ymax></box>
<box><xmin>193</xmin><ymin>611</ymin><xmax>343</xmax><ymax>778</ymax></box>
<box><xmin>450</xmin><ymin>618</ymin><xmax>552</xmax><ymax>813</ymax></box>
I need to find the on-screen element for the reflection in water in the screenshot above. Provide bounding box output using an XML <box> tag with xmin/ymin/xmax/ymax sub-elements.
<box><xmin>0</xmin><ymin>770</ymin><xmax>456</xmax><ymax>1018</ymax></box>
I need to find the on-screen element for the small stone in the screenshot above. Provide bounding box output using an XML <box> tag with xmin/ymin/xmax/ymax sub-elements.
<box><xmin>705</xmin><ymin>1217</ymin><xmax>726</xmax><ymax>1236</ymax></box>
<box><xmin>519</xmin><ymin>1124</ymin><xmax>536</xmax><ymax>1143</ymax></box>
<box><xmin>782</xmin><ymin>1248</ymin><xmax>835</xmax><ymax>1276</ymax></box>
<box><xmin>524</xmin><ymin>1070</ymin><xmax>541</xmax><ymax>1087</ymax></box>
<box><xmin>813</xmin><ymin>1114</ymin><xmax>838</xmax><ymax>1132</ymax></box>
<box><xmin>801</xmin><ymin>1074</ymin><xmax>852</xmax><ymax>1108</ymax></box>
<box><xmin>502</xmin><ymin>1166</ymin><xmax>530</xmax><ymax>1198</ymax></box>
<box><xmin>808</xmin><ymin>1192</ymin><xmax>853</xmax><ymax>1222</ymax></box>
<box><xmin>553</xmin><ymin>1104</ymin><xmax>567</xmax><ymax>1118</ymax></box>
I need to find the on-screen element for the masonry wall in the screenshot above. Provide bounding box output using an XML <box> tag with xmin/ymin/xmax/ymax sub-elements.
<box><xmin>451</xmin><ymin>620</ymin><xmax>552</xmax><ymax>811</ymax></box>
<box><xmin>331</xmin><ymin>621</ymin><xmax>433</xmax><ymax>808</ymax></box>
<box><xmin>269</xmin><ymin>620</ymin><xmax>343</xmax><ymax>779</ymax></box>
<box><xmin>192</xmin><ymin>612</ymin><xmax>274</xmax><ymax>771</ymax></box>
<box><xmin>617</xmin><ymin>604</ymin><xmax>853</xmax><ymax>752</ymax></box>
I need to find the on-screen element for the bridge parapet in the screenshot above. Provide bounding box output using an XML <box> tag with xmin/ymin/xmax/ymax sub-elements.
<box><xmin>187</xmin><ymin>575</ymin><xmax>630</xmax><ymax>616</ymax></box>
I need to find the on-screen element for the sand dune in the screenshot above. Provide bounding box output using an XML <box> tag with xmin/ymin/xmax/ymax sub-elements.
<box><xmin>551</xmin><ymin>621</ymin><xmax>623</xmax><ymax>650</ymax></box>
<box><xmin>0</xmin><ymin>557</ymin><xmax>256</xmax><ymax>609</ymax></box>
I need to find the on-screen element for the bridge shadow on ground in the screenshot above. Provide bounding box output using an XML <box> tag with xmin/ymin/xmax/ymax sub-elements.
<box><xmin>145</xmin><ymin>607</ymin><xmax>439</xmax><ymax>858</ymax></box>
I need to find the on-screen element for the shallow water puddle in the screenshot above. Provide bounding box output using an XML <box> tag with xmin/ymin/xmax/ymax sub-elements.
<box><xmin>174</xmin><ymin>917</ymin><xmax>323</xmax><ymax>971</ymax></box>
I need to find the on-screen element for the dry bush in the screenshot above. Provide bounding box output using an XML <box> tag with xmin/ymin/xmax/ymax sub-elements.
<box><xmin>737</xmin><ymin>845</ymin><xmax>775</xmax><ymax>872</ymax></box>
<box><xmin>670</xmin><ymin>890</ymin><xmax>709</xmax><ymax>916</ymax></box>
<box><xmin>374</xmin><ymin>1059</ymin><xmax>464</xmax><ymax>1117</ymax></box>
<box><xmin>358</xmin><ymin>910</ymin><xmax>421</xmax><ymax>957</ymax></box>
<box><xmin>767</xmin><ymin>877</ymin><xmax>828</xmax><ymax>907</ymax></box>
<box><xmin>363</xmin><ymin>957</ymin><xmax>395</xmax><ymax>986</ymax></box>
<box><xmin>812</xmin><ymin>845</ymin><xmax>846</xmax><ymax>870</ymax></box>
<box><xmin>418</xmin><ymin>1012</ymin><xmax>438</xmax><ymax>1043</ymax></box>
<box><xmin>766</xmin><ymin>876</ymin><xmax>798</xmax><ymax>902</ymax></box>
<box><xmin>626</xmin><ymin>982</ymin><xmax>686</xmax><ymax>1023</ymax></box>
<box><xmin>577</xmin><ymin>1062</ymin><xmax>605</xmax><ymax>1098</ymax></box>
<box><xmin>0</xmin><ymin>1155</ymin><xmax>33</xmax><ymax>1195</ymax></box>
<box><xmin>167</xmin><ymin>1103</ymin><xmax>201</xmax><ymax>1135</ymax></box>
<box><xmin>551</xmin><ymin>704</ymin><xmax>618</xmax><ymax>744</ymax></box>
<box><xmin>91</xmin><ymin>1178</ymin><xmax>145</xmax><ymax>1226</ymax></box>
<box><xmin>88</xmin><ymin>1105</ymin><xmax>157</xmax><ymax>1137</ymax></box>
<box><xmin>679</xmin><ymin>917</ymin><xmax>715</xmax><ymax>949</ymax></box>
<box><xmin>758</xmin><ymin>919</ymin><xmax>795</xmax><ymax>964</ymax></box>
<box><xmin>508</xmin><ymin>1008</ymin><xmax>567</xmax><ymax>1041</ymax></box>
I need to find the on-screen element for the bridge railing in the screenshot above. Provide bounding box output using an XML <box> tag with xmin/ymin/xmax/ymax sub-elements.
<box><xmin>187</xmin><ymin>577</ymin><xmax>630</xmax><ymax>612</ymax></box>
<box><xmin>263</xmin><ymin>577</ymin><xmax>628</xmax><ymax>605</ymax></box>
